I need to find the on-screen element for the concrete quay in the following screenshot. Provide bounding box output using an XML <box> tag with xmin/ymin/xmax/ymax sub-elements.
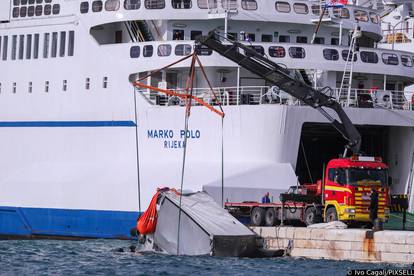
<box><xmin>252</xmin><ymin>227</ymin><xmax>414</xmax><ymax>264</ymax></box>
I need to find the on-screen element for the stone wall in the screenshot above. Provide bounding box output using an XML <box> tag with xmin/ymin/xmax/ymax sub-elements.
<box><xmin>252</xmin><ymin>227</ymin><xmax>414</xmax><ymax>264</ymax></box>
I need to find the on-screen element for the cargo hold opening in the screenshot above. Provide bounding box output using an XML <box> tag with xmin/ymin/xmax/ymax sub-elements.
<box><xmin>296</xmin><ymin>123</ymin><xmax>389</xmax><ymax>184</ymax></box>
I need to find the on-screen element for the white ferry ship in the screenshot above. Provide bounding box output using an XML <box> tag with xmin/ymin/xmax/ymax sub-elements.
<box><xmin>1</xmin><ymin>0</ymin><xmax>414</xmax><ymax>238</ymax></box>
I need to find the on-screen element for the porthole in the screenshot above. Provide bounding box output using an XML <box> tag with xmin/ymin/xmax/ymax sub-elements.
<box><xmin>35</xmin><ymin>5</ymin><xmax>42</xmax><ymax>16</ymax></box>
<box><xmin>105</xmin><ymin>0</ymin><xmax>120</xmax><ymax>11</ymax></box>
<box><xmin>323</xmin><ymin>49</ymin><xmax>339</xmax><ymax>61</ymax></box>
<box><xmin>124</xmin><ymin>0</ymin><xmax>141</xmax><ymax>9</ymax></box>
<box><xmin>44</xmin><ymin>4</ymin><xmax>51</xmax><ymax>15</ymax></box>
<box><xmin>241</xmin><ymin>0</ymin><xmax>257</xmax><ymax>10</ymax></box>
<box><xmin>80</xmin><ymin>1</ymin><xmax>89</xmax><ymax>13</ymax></box>
<box><xmin>130</xmin><ymin>46</ymin><xmax>141</xmax><ymax>58</ymax></box>
<box><xmin>157</xmin><ymin>44</ymin><xmax>172</xmax><ymax>56</ymax></box>
<box><xmin>268</xmin><ymin>46</ymin><xmax>286</xmax><ymax>58</ymax></box>
<box><xmin>288</xmin><ymin>47</ymin><xmax>305</xmax><ymax>58</ymax></box>
<box><xmin>92</xmin><ymin>0</ymin><xmax>103</xmax><ymax>12</ymax></box>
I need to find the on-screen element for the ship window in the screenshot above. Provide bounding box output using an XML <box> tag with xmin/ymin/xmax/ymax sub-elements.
<box><xmin>12</xmin><ymin>35</ymin><xmax>17</xmax><ymax>60</ymax></box>
<box><xmin>157</xmin><ymin>44</ymin><xmax>171</xmax><ymax>56</ymax></box>
<box><xmin>105</xmin><ymin>0</ymin><xmax>120</xmax><ymax>11</ymax></box>
<box><xmin>296</xmin><ymin>36</ymin><xmax>307</xmax><ymax>43</ymax></box>
<box><xmin>43</xmin><ymin>33</ymin><xmax>50</xmax><ymax>58</ymax></box>
<box><xmin>0</xmin><ymin>83</ymin><xmax>2</xmax><ymax>93</ymax></box>
<box><xmin>28</xmin><ymin>6</ymin><xmax>35</xmax><ymax>17</ymax></box>
<box><xmin>28</xmin><ymin>82</ymin><xmax>33</xmax><ymax>93</ymax></box>
<box><xmin>331</xmin><ymin>37</ymin><xmax>339</xmax><ymax>45</ymax></box>
<box><xmin>20</xmin><ymin>6</ymin><xmax>27</xmax><ymax>17</ymax></box>
<box><xmin>63</xmin><ymin>80</ymin><xmax>67</xmax><ymax>91</ymax></box>
<box><xmin>333</xmin><ymin>7</ymin><xmax>349</xmax><ymax>19</ymax></box>
<box><xmin>2</xmin><ymin>36</ymin><xmax>8</xmax><ymax>61</ymax></box>
<box><xmin>197</xmin><ymin>0</ymin><xmax>216</xmax><ymax>9</ymax></box>
<box><xmin>92</xmin><ymin>1</ymin><xmax>103</xmax><ymax>12</ymax></box>
<box><xmin>190</xmin><ymin>30</ymin><xmax>202</xmax><ymax>40</ymax></box>
<box><xmin>21</xmin><ymin>0</ymin><xmax>28</xmax><ymax>5</ymax></box>
<box><xmin>13</xmin><ymin>8</ymin><xmax>19</xmax><ymax>18</ymax></box>
<box><xmin>173</xmin><ymin>29</ymin><xmax>184</xmax><ymax>40</ymax></box>
<box><xmin>130</xmin><ymin>46</ymin><xmax>141</xmax><ymax>58</ymax></box>
<box><xmin>86</xmin><ymin>78</ymin><xmax>90</xmax><ymax>90</ymax></box>
<box><xmin>80</xmin><ymin>1</ymin><xmax>89</xmax><ymax>13</ymax></box>
<box><xmin>29</xmin><ymin>0</ymin><xmax>35</xmax><ymax>4</ymax></box>
<box><xmin>103</xmin><ymin>77</ymin><xmax>108</xmax><ymax>88</ymax></box>
<box><xmin>275</xmin><ymin>2</ymin><xmax>290</xmax><ymax>13</ymax></box>
<box><xmin>314</xmin><ymin>37</ymin><xmax>325</xmax><ymax>44</ymax></box>
<box><xmin>0</xmin><ymin>37</ymin><xmax>1</xmax><ymax>59</ymax></box>
<box><xmin>269</xmin><ymin>46</ymin><xmax>285</xmax><ymax>58</ymax></box>
<box><xmin>195</xmin><ymin>45</ymin><xmax>212</xmax><ymax>55</ymax></box>
<box><xmin>33</xmin><ymin>34</ymin><xmax>39</xmax><ymax>59</ymax></box>
<box><xmin>68</xmin><ymin>31</ymin><xmax>75</xmax><ymax>56</ymax></box>
<box><xmin>261</xmin><ymin>34</ymin><xmax>272</xmax><ymax>42</ymax></box>
<box><xmin>51</xmin><ymin>32</ymin><xmax>58</xmax><ymax>58</ymax></box>
<box><xmin>45</xmin><ymin>0</ymin><xmax>52</xmax><ymax>3</ymax></box>
<box><xmin>124</xmin><ymin>0</ymin><xmax>141</xmax><ymax>9</ymax></box>
<box><xmin>241</xmin><ymin>0</ymin><xmax>257</xmax><ymax>10</ymax></box>
<box><xmin>13</xmin><ymin>82</ymin><xmax>17</xmax><ymax>94</ymax></box>
<box><xmin>369</xmin><ymin>12</ymin><xmax>379</xmax><ymax>24</ymax></box>
<box><xmin>382</xmin><ymin>53</ymin><xmax>399</xmax><ymax>65</ymax></box>
<box><xmin>145</xmin><ymin>0</ymin><xmax>165</xmax><ymax>9</ymax></box>
<box><xmin>288</xmin><ymin>47</ymin><xmax>305</xmax><ymax>58</ymax></box>
<box><xmin>341</xmin><ymin>50</ymin><xmax>357</xmax><ymax>61</ymax></box>
<box><xmin>36</xmin><ymin>0</ymin><xmax>42</xmax><ymax>3</ymax></box>
<box><xmin>246</xmin><ymin>33</ymin><xmax>255</xmax><ymax>42</ymax></box>
<box><xmin>279</xmin><ymin>35</ymin><xmax>290</xmax><ymax>43</ymax></box>
<box><xmin>44</xmin><ymin>4</ymin><xmax>51</xmax><ymax>15</ymax></box>
<box><xmin>401</xmin><ymin>55</ymin><xmax>413</xmax><ymax>67</ymax></box>
<box><xmin>354</xmin><ymin>9</ymin><xmax>368</xmax><ymax>22</ymax></box>
<box><xmin>45</xmin><ymin>81</ymin><xmax>49</xmax><ymax>93</ymax></box>
<box><xmin>323</xmin><ymin>49</ymin><xmax>339</xmax><ymax>60</ymax></box>
<box><xmin>35</xmin><ymin>5</ymin><xmax>42</xmax><ymax>16</ymax></box>
<box><xmin>311</xmin><ymin>4</ymin><xmax>328</xmax><ymax>16</ymax></box>
<box><xmin>143</xmin><ymin>45</ymin><xmax>153</xmax><ymax>57</ymax></box>
<box><xmin>18</xmin><ymin>35</ymin><xmax>24</xmax><ymax>60</ymax></box>
<box><xmin>26</xmin><ymin>34</ymin><xmax>32</xmax><ymax>59</ymax></box>
<box><xmin>52</xmin><ymin>4</ymin><xmax>60</xmax><ymax>14</ymax></box>
<box><xmin>221</xmin><ymin>0</ymin><xmax>237</xmax><ymax>9</ymax></box>
<box><xmin>60</xmin><ymin>31</ymin><xmax>66</xmax><ymax>57</ymax></box>
<box><xmin>172</xmin><ymin>0</ymin><xmax>192</xmax><ymax>9</ymax></box>
<box><xmin>227</xmin><ymin>32</ymin><xmax>237</xmax><ymax>40</ymax></box>
<box><xmin>360</xmin><ymin>51</ymin><xmax>378</xmax><ymax>63</ymax></box>
<box><xmin>13</xmin><ymin>0</ymin><xmax>20</xmax><ymax>5</ymax></box>
<box><xmin>175</xmin><ymin>44</ymin><xmax>192</xmax><ymax>56</ymax></box>
<box><xmin>293</xmin><ymin>3</ymin><xmax>308</xmax><ymax>14</ymax></box>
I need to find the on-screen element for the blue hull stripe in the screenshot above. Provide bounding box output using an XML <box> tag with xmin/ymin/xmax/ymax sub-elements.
<box><xmin>0</xmin><ymin>121</ymin><xmax>136</xmax><ymax>128</ymax></box>
<box><xmin>0</xmin><ymin>206</ymin><xmax>140</xmax><ymax>239</ymax></box>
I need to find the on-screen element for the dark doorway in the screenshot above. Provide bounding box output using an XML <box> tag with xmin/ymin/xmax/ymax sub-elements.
<box><xmin>296</xmin><ymin>123</ymin><xmax>389</xmax><ymax>184</ymax></box>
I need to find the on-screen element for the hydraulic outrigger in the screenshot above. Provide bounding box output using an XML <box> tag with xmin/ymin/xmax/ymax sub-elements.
<box><xmin>196</xmin><ymin>32</ymin><xmax>361</xmax><ymax>156</ymax></box>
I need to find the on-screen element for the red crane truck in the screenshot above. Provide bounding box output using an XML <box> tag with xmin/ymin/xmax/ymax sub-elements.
<box><xmin>196</xmin><ymin>33</ymin><xmax>391</xmax><ymax>227</ymax></box>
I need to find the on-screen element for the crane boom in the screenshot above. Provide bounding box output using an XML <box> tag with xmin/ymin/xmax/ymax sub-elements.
<box><xmin>195</xmin><ymin>32</ymin><xmax>361</xmax><ymax>154</ymax></box>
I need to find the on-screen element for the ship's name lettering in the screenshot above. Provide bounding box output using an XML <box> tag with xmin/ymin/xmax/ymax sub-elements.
<box><xmin>147</xmin><ymin>129</ymin><xmax>201</xmax><ymax>149</ymax></box>
<box><xmin>147</xmin><ymin>129</ymin><xmax>201</xmax><ymax>139</ymax></box>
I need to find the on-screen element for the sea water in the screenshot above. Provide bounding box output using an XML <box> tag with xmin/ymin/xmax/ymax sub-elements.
<box><xmin>0</xmin><ymin>239</ymin><xmax>410</xmax><ymax>275</ymax></box>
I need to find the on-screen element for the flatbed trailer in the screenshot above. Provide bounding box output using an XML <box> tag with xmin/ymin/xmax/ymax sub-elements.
<box><xmin>225</xmin><ymin>200</ymin><xmax>324</xmax><ymax>227</ymax></box>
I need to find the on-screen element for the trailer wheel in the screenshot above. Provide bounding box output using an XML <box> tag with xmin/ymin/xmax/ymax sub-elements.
<box><xmin>251</xmin><ymin>207</ymin><xmax>266</xmax><ymax>226</ymax></box>
<box><xmin>325</xmin><ymin>207</ymin><xmax>338</xmax><ymax>223</ymax></box>
<box><xmin>265</xmin><ymin>208</ymin><xmax>279</xmax><ymax>226</ymax></box>
<box><xmin>304</xmin><ymin>207</ymin><xmax>320</xmax><ymax>226</ymax></box>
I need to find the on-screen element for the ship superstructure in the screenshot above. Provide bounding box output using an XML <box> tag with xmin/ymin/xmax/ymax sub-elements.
<box><xmin>1</xmin><ymin>0</ymin><xmax>414</xmax><ymax>238</ymax></box>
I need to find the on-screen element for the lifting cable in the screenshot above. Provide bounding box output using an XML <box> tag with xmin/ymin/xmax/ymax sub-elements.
<box><xmin>132</xmin><ymin>51</ymin><xmax>225</xmax><ymax>255</ymax></box>
<box><xmin>301</xmin><ymin>140</ymin><xmax>314</xmax><ymax>184</ymax></box>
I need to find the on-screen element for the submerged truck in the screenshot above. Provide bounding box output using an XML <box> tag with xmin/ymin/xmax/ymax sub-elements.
<box><xmin>225</xmin><ymin>155</ymin><xmax>390</xmax><ymax>226</ymax></box>
<box><xmin>195</xmin><ymin>33</ymin><xmax>391</xmax><ymax>227</ymax></box>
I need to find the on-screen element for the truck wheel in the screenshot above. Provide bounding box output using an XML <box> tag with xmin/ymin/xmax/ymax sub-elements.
<box><xmin>265</xmin><ymin>208</ymin><xmax>279</xmax><ymax>226</ymax></box>
<box><xmin>251</xmin><ymin>207</ymin><xmax>266</xmax><ymax>226</ymax></box>
<box><xmin>305</xmin><ymin>207</ymin><xmax>318</xmax><ymax>226</ymax></box>
<box><xmin>325</xmin><ymin>207</ymin><xmax>338</xmax><ymax>222</ymax></box>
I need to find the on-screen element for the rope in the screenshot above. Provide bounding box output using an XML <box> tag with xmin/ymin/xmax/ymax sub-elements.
<box><xmin>177</xmin><ymin>53</ymin><xmax>197</xmax><ymax>255</ymax></box>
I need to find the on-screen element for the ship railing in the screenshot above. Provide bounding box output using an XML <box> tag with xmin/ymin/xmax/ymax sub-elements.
<box><xmin>135</xmin><ymin>86</ymin><xmax>414</xmax><ymax>111</ymax></box>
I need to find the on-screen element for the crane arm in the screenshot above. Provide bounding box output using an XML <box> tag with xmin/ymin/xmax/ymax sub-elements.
<box><xmin>195</xmin><ymin>32</ymin><xmax>361</xmax><ymax>154</ymax></box>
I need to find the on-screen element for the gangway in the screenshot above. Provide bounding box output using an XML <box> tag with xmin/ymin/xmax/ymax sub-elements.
<box><xmin>195</xmin><ymin>32</ymin><xmax>361</xmax><ymax>155</ymax></box>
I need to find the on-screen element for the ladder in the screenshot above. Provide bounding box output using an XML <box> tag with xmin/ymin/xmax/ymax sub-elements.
<box><xmin>339</xmin><ymin>26</ymin><xmax>361</xmax><ymax>107</ymax></box>
<box><xmin>124</xmin><ymin>21</ymin><xmax>154</xmax><ymax>42</ymax></box>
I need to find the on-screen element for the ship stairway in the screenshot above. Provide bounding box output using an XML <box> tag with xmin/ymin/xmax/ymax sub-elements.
<box><xmin>339</xmin><ymin>26</ymin><xmax>361</xmax><ymax>107</ymax></box>
<box><xmin>125</xmin><ymin>21</ymin><xmax>154</xmax><ymax>42</ymax></box>
<box><xmin>297</xmin><ymin>69</ymin><xmax>314</xmax><ymax>87</ymax></box>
